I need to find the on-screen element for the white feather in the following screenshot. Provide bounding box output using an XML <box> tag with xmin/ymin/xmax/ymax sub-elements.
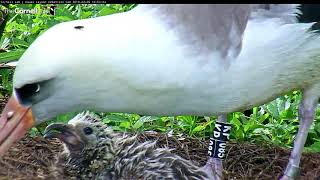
<box><xmin>13</xmin><ymin>6</ymin><xmax>320</xmax><ymax>121</ymax></box>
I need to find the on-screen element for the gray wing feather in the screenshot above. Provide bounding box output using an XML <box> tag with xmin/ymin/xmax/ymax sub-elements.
<box><xmin>138</xmin><ymin>4</ymin><xmax>251</xmax><ymax>67</ymax></box>
<box><xmin>136</xmin><ymin>4</ymin><xmax>301</xmax><ymax>67</ymax></box>
<box><xmin>250</xmin><ymin>4</ymin><xmax>301</xmax><ymax>23</ymax></box>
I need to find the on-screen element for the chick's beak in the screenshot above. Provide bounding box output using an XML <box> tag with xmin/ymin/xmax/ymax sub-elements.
<box><xmin>0</xmin><ymin>95</ymin><xmax>35</xmax><ymax>156</ymax></box>
<box><xmin>44</xmin><ymin>123</ymin><xmax>84</xmax><ymax>150</ymax></box>
<box><xmin>43</xmin><ymin>123</ymin><xmax>70</xmax><ymax>139</ymax></box>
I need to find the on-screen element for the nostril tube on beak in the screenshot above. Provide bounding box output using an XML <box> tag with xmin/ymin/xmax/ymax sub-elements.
<box><xmin>7</xmin><ymin>111</ymin><xmax>14</xmax><ymax>119</ymax></box>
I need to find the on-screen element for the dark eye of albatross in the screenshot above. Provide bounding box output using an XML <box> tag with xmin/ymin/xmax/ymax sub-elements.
<box><xmin>15</xmin><ymin>83</ymin><xmax>40</xmax><ymax>105</ymax></box>
<box><xmin>83</xmin><ymin>127</ymin><xmax>93</xmax><ymax>135</ymax></box>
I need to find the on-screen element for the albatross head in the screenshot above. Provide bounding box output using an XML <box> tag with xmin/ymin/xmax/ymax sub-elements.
<box><xmin>0</xmin><ymin>14</ymin><xmax>134</xmax><ymax>155</ymax></box>
<box><xmin>0</xmin><ymin>6</ymin><xmax>171</xmax><ymax>155</ymax></box>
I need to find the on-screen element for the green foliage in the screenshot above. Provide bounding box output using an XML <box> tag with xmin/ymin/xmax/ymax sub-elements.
<box><xmin>0</xmin><ymin>68</ymin><xmax>13</xmax><ymax>96</ymax></box>
<box><xmin>100</xmin><ymin>113</ymin><xmax>214</xmax><ymax>138</ymax></box>
<box><xmin>0</xmin><ymin>4</ymin><xmax>320</xmax><ymax>153</ymax></box>
<box><xmin>229</xmin><ymin>93</ymin><xmax>300</xmax><ymax>147</ymax></box>
<box><xmin>0</xmin><ymin>49</ymin><xmax>25</xmax><ymax>63</ymax></box>
<box><xmin>0</xmin><ymin>4</ymin><xmax>136</xmax><ymax>60</ymax></box>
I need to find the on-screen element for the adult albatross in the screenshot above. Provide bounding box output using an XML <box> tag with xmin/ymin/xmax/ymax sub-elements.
<box><xmin>0</xmin><ymin>4</ymin><xmax>319</xmax><ymax>179</ymax></box>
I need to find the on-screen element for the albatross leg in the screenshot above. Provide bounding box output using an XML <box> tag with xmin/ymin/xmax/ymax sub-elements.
<box><xmin>202</xmin><ymin>114</ymin><xmax>229</xmax><ymax>180</ymax></box>
<box><xmin>281</xmin><ymin>89</ymin><xmax>318</xmax><ymax>180</ymax></box>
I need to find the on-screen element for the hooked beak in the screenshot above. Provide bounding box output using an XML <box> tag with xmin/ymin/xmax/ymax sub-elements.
<box><xmin>0</xmin><ymin>95</ymin><xmax>35</xmax><ymax>156</ymax></box>
<box><xmin>44</xmin><ymin>123</ymin><xmax>84</xmax><ymax>151</ymax></box>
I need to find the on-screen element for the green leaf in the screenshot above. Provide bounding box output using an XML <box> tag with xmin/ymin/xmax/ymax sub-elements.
<box><xmin>132</xmin><ymin>116</ymin><xmax>160</xmax><ymax>130</ymax></box>
<box><xmin>132</xmin><ymin>119</ymin><xmax>144</xmax><ymax>130</ymax></box>
<box><xmin>119</xmin><ymin>121</ymin><xmax>130</xmax><ymax>129</ymax></box>
<box><xmin>12</xmin><ymin>38</ymin><xmax>30</xmax><ymax>47</ymax></box>
<box><xmin>0</xmin><ymin>49</ymin><xmax>26</xmax><ymax>63</ymax></box>
<box><xmin>192</xmin><ymin>125</ymin><xmax>205</xmax><ymax>133</ymax></box>
<box><xmin>81</xmin><ymin>11</ymin><xmax>93</xmax><ymax>19</ymax></box>
<box><xmin>97</xmin><ymin>7</ymin><xmax>117</xmax><ymax>16</ymax></box>
<box><xmin>103</xmin><ymin>114</ymin><xmax>128</xmax><ymax>122</ymax></box>
<box><xmin>314</xmin><ymin>122</ymin><xmax>320</xmax><ymax>134</ymax></box>
<box><xmin>305</xmin><ymin>141</ymin><xmax>320</xmax><ymax>152</ymax></box>
<box><xmin>55</xmin><ymin>16</ymin><xmax>74</xmax><ymax>22</ymax></box>
<box><xmin>265</xmin><ymin>101</ymin><xmax>280</xmax><ymax>119</ymax></box>
<box><xmin>230</xmin><ymin>116</ymin><xmax>242</xmax><ymax>130</ymax></box>
<box><xmin>139</xmin><ymin>116</ymin><xmax>160</xmax><ymax>122</ymax></box>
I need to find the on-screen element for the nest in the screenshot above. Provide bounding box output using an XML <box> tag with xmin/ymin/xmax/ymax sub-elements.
<box><xmin>0</xmin><ymin>132</ymin><xmax>319</xmax><ymax>179</ymax></box>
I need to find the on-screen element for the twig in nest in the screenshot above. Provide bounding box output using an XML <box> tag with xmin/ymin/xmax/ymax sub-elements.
<box><xmin>257</xmin><ymin>154</ymin><xmax>278</xmax><ymax>178</ymax></box>
<box><xmin>165</xmin><ymin>134</ymin><xmax>169</xmax><ymax>147</ymax></box>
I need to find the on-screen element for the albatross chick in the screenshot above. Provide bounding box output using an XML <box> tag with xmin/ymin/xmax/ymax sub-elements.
<box><xmin>44</xmin><ymin>112</ymin><xmax>209</xmax><ymax>180</ymax></box>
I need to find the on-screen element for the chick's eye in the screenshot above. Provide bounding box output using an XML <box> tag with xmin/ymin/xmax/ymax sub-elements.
<box><xmin>83</xmin><ymin>127</ymin><xmax>93</xmax><ymax>135</ymax></box>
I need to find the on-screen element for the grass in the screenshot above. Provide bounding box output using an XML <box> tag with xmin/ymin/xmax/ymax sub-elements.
<box><xmin>0</xmin><ymin>4</ymin><xmax>320</xmax><ymax>153</ymax></box>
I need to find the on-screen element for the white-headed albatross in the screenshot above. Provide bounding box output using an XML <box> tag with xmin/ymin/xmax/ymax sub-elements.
<box><xmin>0</xmin><ymin>4</ymin><xmax>319</xmax><ymax>179</ymax></box>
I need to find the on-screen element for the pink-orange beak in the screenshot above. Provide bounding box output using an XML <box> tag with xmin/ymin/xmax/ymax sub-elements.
<box><xmin>0</xmin><ymin>95</ymin><xmax>35</xmax><ymax>156</ymax></box>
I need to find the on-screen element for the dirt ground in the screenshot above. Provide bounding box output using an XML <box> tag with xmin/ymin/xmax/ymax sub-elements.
<box><xmin>0</xmin><ymin>98</ymin><xmax>320</xmax><ymax>179</ymax></box>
